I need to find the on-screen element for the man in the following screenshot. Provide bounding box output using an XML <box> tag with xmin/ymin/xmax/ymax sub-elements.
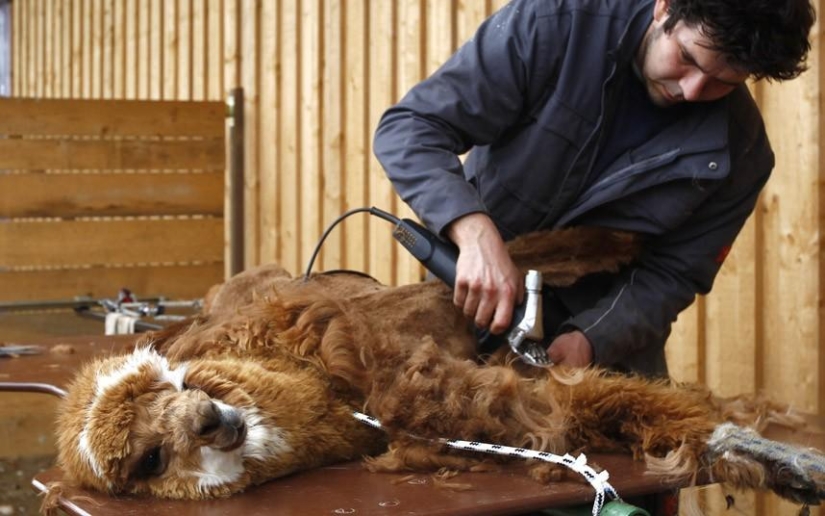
<box><xmin>373</xmin><ymin>0</ymin><xmax>815</xmax><ymax>376</ymax></box>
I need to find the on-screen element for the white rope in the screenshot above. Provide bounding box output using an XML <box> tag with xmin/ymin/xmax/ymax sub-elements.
<box><xmin>352</xmin><ymin>411</ymin><xmax>620</xmax><ymax>516</ymax></box>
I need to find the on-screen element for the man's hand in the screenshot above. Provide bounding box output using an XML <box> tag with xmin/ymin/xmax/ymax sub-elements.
<box><xmin>446</xmin><ymin>213</ymin><xmax>523</xmax><ymax>334</ymax></box>
<box><xmin>546</xmin><ymin>331</ymin><xmax>593</xmax><ymax>367</ymax></box>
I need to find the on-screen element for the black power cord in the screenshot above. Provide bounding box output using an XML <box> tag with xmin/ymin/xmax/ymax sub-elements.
<box><xmin>303</xmin><ymin>206</ymin><xmax>400</xmax><ymax>281</ymax></box>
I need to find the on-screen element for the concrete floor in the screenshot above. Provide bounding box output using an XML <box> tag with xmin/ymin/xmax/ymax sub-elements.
<box><xmin>1</xmin><ymin>312</ymin><xmax>103</xmax><ymax>516</ymax></box>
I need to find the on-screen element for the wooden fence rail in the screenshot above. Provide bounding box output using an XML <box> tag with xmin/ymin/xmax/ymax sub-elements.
<box><xmin>0</xmin><ymin>96</ymin><xmax>229</xmax><ymax>303</ymax></box>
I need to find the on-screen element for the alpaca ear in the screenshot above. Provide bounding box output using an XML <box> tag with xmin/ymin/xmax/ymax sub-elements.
<box><xmin>136</xmin><ymin>317</ymin><xmax>198</xmax><ymax>356</ymax></box>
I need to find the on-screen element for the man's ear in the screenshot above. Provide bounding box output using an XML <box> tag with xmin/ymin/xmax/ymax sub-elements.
<box><xmin>652</xmin><ymin>0</ymin><xmax>670</xmax><ymax>22</ymax></box>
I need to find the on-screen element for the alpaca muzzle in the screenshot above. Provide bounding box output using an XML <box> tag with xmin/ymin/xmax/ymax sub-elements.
<box><xmin>194</xmin><ymin>400</ymin><xmax>248</xmax><ymax>451</ymax></box>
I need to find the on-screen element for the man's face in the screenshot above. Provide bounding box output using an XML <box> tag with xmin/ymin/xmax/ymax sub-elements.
<box><xmin>637</xmin><ymin>0</ymin><xmax>749</xmax><ymax>107</ymax></box>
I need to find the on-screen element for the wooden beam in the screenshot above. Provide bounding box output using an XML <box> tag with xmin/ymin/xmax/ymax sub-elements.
<box><xmin>0</xmin><ymin>263</ymin><xmax>223</xmax><ymax>302</ymax></box>
<box><xmin>0</xmin><ymin>98</ymin><xmax>225</xmax><ymax>137</ymax></box>
<box><xmin>0</xmin><ymin>172</ymin><xmax>224</xmax><ymax>218</ymax></box>
<box><xmin>0</xmin><ymin>218</ymin><xmax>223</xmax><ymax>267</ymax></box>
<box><xmin>0</xmin><ymin>138</ymin><xmax>225</xmax><ymax>170</ymax></box>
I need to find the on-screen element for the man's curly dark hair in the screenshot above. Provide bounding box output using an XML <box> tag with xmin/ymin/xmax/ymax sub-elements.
<box><xmin>663</xmin><ymin>0</ymin><xmax>816</xmax><ymax>81</ymax></box>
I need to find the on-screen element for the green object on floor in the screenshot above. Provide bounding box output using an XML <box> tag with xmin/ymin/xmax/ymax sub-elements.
<box><xmin>541</xmin><ymin>500</ymin><xmax>651</xmax><ymax>516</ymax></box>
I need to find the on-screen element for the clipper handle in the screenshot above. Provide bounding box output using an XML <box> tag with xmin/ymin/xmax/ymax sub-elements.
<box><xmin>391</xmin><ymin>218</ymin><xmax>459</xmax><ymax>287</ymax></box>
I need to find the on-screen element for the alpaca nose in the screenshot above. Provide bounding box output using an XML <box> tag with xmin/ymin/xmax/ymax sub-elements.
<box><xmin>195</xmin><ymin>400</ymin><xmax>222</xmax><ymax>436</ymax></box>
<box><xmin>222</xmin><ymin>408</ymin><xmax>245</xmax><ymax>431</ymax></box>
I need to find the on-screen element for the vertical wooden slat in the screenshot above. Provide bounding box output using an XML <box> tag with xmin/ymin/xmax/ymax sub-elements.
<box><xmin>279</xmin><ymin>0</ymin><xmax>300</xmax><ymax>274</ymax></box>
<box><xmin>491</xmin><ymin>0</ymin><xmax>509</xmax><ymax>11</ymax></box>
<box><xmin>113</xmin><ymin>0</ymin><xmax>126</xmax><ymax>98</ymax></box>
<box><xmin>192</xmin><ymin>0</ymin><xmax>206</xmax><ymax>101</ymax></box>
<box><xmin>163</xmin><ymin>0</ymin><xmax>178</xmax><ymax>100</ymax></box>
<box><xmin>705</xmin><ymin>221</ymin><xmax>758</xmax><ymax>397</ymax></box>
<box><xmin>207</xmin><ymin>0</ymin><xmax>224</xmax><ymax>100</ymax></box>
<box><xmin>299</xmin><ymin>0</ymin><xmax>321</xmax><ymax>271</ymax></box>
<box><xmin>125</xmin><ymin>0</ymin><xmax>138</xmax><ymax>99</ymax></box>
<box><xmin>28</xmin><ymin>0</ymin><xmax>39</xmax><ymax>96</ymax></box>
<box><xmin>426</xmin><ymin>0</ymin><xmax>455</xmax><ymax>75</ymax></box>
<box><xmin>394</xmin><ymin>0</ymin><xmax>425</xmax><ymax>285</ymax></box>
<box><xmin>103</xmin><ymin>0</ymin><xmax>115</xmax><ymax>98</ymax></box>
<box><xmin>150</xmin><ymin>0</ymin><xmax>163</xmax><ymax>100</ymax></box>
<box><xmin>343</xmin><ymin>0</ymin><xmax>369</xmax><ymax>273</ymax></box>
<box><xmin>227</xmin><ymin>87</ymin><xmax>246</xmax><ymax>277</ymax></box>
<box><xmin>27</xmin><ymin>0</ymin><xmax>36</xmax><ymax>95</ymax></box>
<box><xmin>82</xmin><ymin>0</ymin><xmax>92</xmax><ymax>98</ymax></box>
<box><xmin>456</xmin><ymin>0</ymin><xmax>487</xmax><ymax>46</ymax></box>
<box><xmin>760</xmin><ymin>79</ymin><xmax>820</xmax><ymax>412</ymax></box>
<box><xmin>62</xmin><ymin>0</ymin><xmax>74</xmax><ymax>98</ymax></box>
<box><xmin>42</xmin><ymin>0</ymin><xmax>52</xmax><ymax>97</ymax></box>
<box><xmin>224</xmin><ymin>0</ymin><xmax>241</xmax><ymax>91</ymax></box>
<box><xmin>52</xmin><ymin>0</ymin><xmax>61</xmax><ymax>97</ymax></box>
<box><xmin>368</xmin><ymin>0</ymin><xmax>397</xmax><ymax>285</ymax></box>
<box><xmin>91</xmin><ymin>0</ymin><xmax>102</xmax><ymax>98</ymax></box>
<box><xmin>178</xmin><ymin>0</ymin><xmax>192</xmax><ymax>100</ymax></box>
<box><xmin>137</xmin><ymin>0</ymin><xmax>150</xmax><ymax>99</ymax></box>
<box><xmin>259</xmin><ymin>0</ymin><xmax>279</xmax><ymax>265</ymax></box>
<box><xmin>35</xmin><ymin>0</ymin><xmax>44</xmax><ymax>96</ymax></box>
<box><xmin>666</xmin><ymin>304</ymin><xmax>701</xmax><ymax>384</ymax></box>
<box><xmin>818</xmin><ymin>6</ymin><xmax>825</xmax><ymax>502</ymax></box>
<box><xmin>70</xmin><ymin>0</ymin><xmax>83</xmax><ymax>98</ymax></box>
<box><xmin>320</xmin><ymin>0</ymin><xmax>343</xmax><ymax>271</ymax></box>
<box><xmin>242</xmin><ymin>0</ymin><xmax>261</xmax><ymax>268</ymax></box>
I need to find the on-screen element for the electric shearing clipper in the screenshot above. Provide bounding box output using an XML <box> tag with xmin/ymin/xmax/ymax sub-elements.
<box><xmin>369</xmin><ymin>207</ymin><xmax>551</xmax><ymax>367</ymax></box>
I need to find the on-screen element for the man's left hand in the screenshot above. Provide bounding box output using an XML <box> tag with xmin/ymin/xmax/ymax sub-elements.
<box><xmin>546</xmin><ymin>331</ymin><xmax>593</xmax><ymax>367</ymax></box>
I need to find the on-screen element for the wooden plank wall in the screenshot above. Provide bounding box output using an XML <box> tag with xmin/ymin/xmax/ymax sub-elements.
<box><xmin>0</xmin><ymin>97</ymin><xmax>226</xmax><ymax>302</ymax></box>
<box><xmin>9</xmin><ymin>2</ymin><xmax>823</xmax><ymax>513</ymax></box>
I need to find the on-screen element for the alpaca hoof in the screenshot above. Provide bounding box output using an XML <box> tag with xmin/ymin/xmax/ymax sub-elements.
<box><xmin>707</xmin><ymin>423</ymin><xmax>825</xmax><ymax>506</ymax></box>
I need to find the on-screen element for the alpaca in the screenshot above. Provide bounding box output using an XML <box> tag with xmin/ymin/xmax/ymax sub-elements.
<box><xmin>49</xmin><ymin>227</ymin><xmax>825</xmax><ymax>512</ymax></box>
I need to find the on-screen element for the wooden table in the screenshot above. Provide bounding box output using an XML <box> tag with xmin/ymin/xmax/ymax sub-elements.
<box><xmin>2</xmin><ymin>334</ymin><xmax>817</xmax><ymax>516</ymax></box>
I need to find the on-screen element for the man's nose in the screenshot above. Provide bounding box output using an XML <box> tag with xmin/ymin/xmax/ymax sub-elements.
<box><xmin>679</xmin><ymin>70</ymin><xmax>711</xmax><ymax>101</ymax></box>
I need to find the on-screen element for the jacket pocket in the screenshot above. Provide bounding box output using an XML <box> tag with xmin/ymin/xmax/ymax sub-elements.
<box><xmin>480</xmin><ymin>97</ymin><xmax>595</xmax><ymax>233</ymax></box>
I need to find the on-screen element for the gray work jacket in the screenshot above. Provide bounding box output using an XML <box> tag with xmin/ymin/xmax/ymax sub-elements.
<box><xmin>373</xmin><ymin>0</ymin><xmax>773</xmax><ymax>376</ymax></box>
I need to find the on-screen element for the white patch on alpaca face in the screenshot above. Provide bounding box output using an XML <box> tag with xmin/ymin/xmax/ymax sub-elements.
<box><xmin>196</xmin><ymin>446</ymin><xmax>245</xmax><ymax>489</ymax></box>
<box><xmin>78</xmin><ymin>428</ymin><xmax>108</xmax><ymax>485</ymax></box>
<box><xmin>77</xmin><ymin>347</ymin><xmax>188</xmax><ymax>482</ymax></box>
<box><xmin>95</xmin><ymin>347</ymin><xmax>187</xmax><ymax>395</ymax></box>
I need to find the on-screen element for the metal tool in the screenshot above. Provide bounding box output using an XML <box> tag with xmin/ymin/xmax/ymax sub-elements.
<box><xmin>374</xmin><ymin>208</ymin><xmax>551</xmax><ymax>367</ymax></box>
<box><xmin>504</xmin><ymin>271</ymin><xmax>550</xmax><ymax>366</ymax></box>
<box><xmin>0</xmin><ymin>345</ymin><xmax>44</xmax><ymax>357</ymax></box>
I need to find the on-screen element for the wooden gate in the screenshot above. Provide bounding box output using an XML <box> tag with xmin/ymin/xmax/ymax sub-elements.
<box><xmin>0</xmin><ymin>96</ymin><xmax>241</xmax><ymax>305</ymax></box>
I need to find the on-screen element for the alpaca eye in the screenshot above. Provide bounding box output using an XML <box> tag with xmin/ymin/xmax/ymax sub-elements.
<box><xmin>135</xmin><ymin>447</ymin><xmax>166</xmax><ymax>479</ymax></box>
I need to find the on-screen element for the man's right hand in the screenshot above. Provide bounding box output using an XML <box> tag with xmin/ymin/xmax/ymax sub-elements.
<box><xmin>446</xmin><ymin>213</ymin><xmax>523</xmax><ymax>334</ymax></box>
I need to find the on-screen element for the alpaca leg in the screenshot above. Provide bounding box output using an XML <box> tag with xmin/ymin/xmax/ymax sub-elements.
<box><xmin>364</xmin><ymin>439</ymin><xmax>491</xmax><ymax>474</ymax></box>
<box><xmin>562</xmin><ymin>371</ymin><xmax>718</xmax><ymax>468</ymax></box>
<box><xmin>706</xmin><ymin>423</ymin><xmax>825</xmax><ymax>506</ymax></box>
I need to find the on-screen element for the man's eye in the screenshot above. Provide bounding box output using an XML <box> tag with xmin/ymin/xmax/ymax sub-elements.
<box><xmin>135</xmin><ymin>447</ymin><xmax>166</xmax><ymax>479</ymax></box>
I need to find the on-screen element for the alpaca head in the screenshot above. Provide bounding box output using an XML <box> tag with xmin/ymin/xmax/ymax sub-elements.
<box><xmin>55</xmin><ymin>347</ymin><xmax>290</xmax><ymax>499</ymax></box>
